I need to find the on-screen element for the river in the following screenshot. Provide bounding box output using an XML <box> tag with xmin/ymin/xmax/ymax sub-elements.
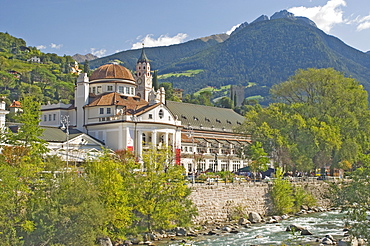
<box><xmin>161</xmin><ymin>210</ymin><xmax>346</xmax><ymax>246</ymax></box>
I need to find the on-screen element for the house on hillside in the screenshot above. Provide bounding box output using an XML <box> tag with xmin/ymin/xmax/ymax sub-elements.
<box><xmin>39</xmin><ymin>48</ymin><xmax>251</xmax><ymax>174</ymax></box>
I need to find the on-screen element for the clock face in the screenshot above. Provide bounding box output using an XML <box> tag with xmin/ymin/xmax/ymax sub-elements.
<box><xmin>137</xmin><ymin>78</ymin><xmax>142</xmax><ymax>85</ymax></box>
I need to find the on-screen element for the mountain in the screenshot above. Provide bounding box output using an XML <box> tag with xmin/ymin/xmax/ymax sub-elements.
<box><xmin>89</xmin><ymin>34</ymin><xmax>229</xmax><ymax>70</ymax></box>
<box><xmin>89</xmin><ymin>11</ymin><xmax>370</xmax><ymax>102</ymax></box>
<box><xmin>72</xmin><ymin>53</ymin><xmax>98</xmax><ymax>63</ymax></box>
<box><xmin>157</xmin><ymin>12</ymin><xmax>370</xmax><ymax>97</ymax></box>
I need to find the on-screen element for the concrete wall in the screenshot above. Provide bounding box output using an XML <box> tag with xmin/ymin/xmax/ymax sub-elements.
<box><xmin>189</xmin><ymin>181</ymin><xmax>332</xmax><ymax>224</ymax></box>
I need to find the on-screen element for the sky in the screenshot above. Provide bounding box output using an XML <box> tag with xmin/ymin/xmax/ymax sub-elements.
<box><xmin>1</xmin><ymin>0</ymin><xmax>369</xmax><ymax>57</ymax></box>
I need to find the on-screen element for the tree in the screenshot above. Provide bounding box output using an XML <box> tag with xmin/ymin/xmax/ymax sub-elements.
<box><xmin>240</xmin><ymin>68</ymin><xmax>370</xmax><ymax>172</ymax></box>
<box><xmin>85</xmin><ymin>150</ymin><xmax>133</xmax><ymax>239</ymax></box>
<box><xmin>0</xmin><ymin>154</ymin><xmax>35</xmax><ymax>245</ymax></box>
<box><xmin>84</xmin><ymin>59</ymin><xmax>90</xmax><ymax>75</ymax></box>
<box><xmin>215</xmin><ymin>96</ymin><xmax>232</xmax><ymax>108</ymax></box>
<box><xmin>22</xmin><ymin>161</ymin><xmax>108</xmax><ymax>245</ymax></box>
<box><xmin>270</xmin><ymin>168</ymin><xmax>295</xmax><ymax>215</ymax></box>
<box><xmin>0</xmin><ymin>71</ymin><xmax>16</xmax><ymax>90</ymax></box>
<box><xmin>153</xmin><ymin>70</ymin><xmax>159</xmax><ymax>91</ymax></box>
<box><xmin>247</xmin><ymin>141</ymin><xmax>269</xmax><ymax>179</ymax></box>
<box><xmin>159</xmin><ymin>82</ymin><xmax>175</xmax><ymax>100</ymax></box>
<box><xmin>335</xmin><ymin>153</ymin><xmax>370</xmax><ymax>240</ymax></box>
<box><xmin>124</xmin><ymin>147</ymin><xmax>196</xmax><ymax>233</ymax></box>
<box><xmin>9</xmin><ymin>95</ymin><xmax>47</xmax><ymax>158</ymax></box>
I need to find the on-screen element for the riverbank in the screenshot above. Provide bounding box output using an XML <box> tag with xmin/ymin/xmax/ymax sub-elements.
<box><xmin>188</xmin><ymin>180</ymin><xmax>333</xmax><ymax>224</ymax></box>
<box><xmin>122</xmin><ymin>207</ymin><xmax>365</xmax><ymax>246</ymax></box>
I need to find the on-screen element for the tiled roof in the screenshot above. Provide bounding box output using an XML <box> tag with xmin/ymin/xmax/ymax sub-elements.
<box><xmin>10</xmin><ymin>100</ymin><xmax>21</xmax><ymax>108</ymax></box>
<box><xmin>86</xmin><ymin>92</ymin><xmax>151</xmax><ymax>115</ymax></box>
<box><xmin>90</xmin><ymin>64</ymin><xmax>135</xmax><ymax>81</ymax></box>
<box><xmin>165</xmin><ymin>101</ymin><xmax>245</xmax><ymax>132</ymax></box>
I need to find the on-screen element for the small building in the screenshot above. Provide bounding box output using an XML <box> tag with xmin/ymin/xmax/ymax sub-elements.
<box><xmin>0</xmin><ymin>100</ymin><xmax>9</xmax><ymax>129</ymax></box>
<box><xmin>173</xmin><ymin>88</ymin><xmax>184</xmax><ymax>100</ymax></box>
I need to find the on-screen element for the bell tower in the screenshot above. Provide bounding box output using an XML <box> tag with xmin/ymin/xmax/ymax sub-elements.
<box><xmin>135</xmin><ymin>45</ymin><xmax>152</xmax><ymax>101</ymax></box>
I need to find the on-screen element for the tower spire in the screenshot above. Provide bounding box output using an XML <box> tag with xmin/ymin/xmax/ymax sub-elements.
<box><xmin>138</xmin><ymin>43</ymin><xmax>148</xmax><ymax>63</ymax></box>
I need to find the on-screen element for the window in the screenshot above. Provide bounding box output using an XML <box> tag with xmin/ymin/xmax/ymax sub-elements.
<box><xmin>48</xmin><ymin>114</ymin><xmax>51</xmax><ymax>121</ymax></box>
<box><xmin>99</xmin><ymin>108</ymin><xmax>104</xmax><ymax>114</ymax></box>
<box><xmin>53</xmin><ymin>114</ymin><xmax>56</xmax><ymax>121</ymax></box>
<box><xmin>92</xmin><ymin>87</ymin><xmax>96</xmax><ymax>94</ymax></box>
<box><xmin>118</xmin><ymin>86</ymin><xmax>124</xmax><ymax>93</ymax></box>
<box><xmin>158</xmin><ymin>109</ymin><xmax>164</xmax><ymax>119</ymax></box>
<box><xmin>149</xmin><ymin>114</ymin><xmax>153</xmax><ymax>119</ymax></box>
<box><xmin>130</xmin><ymin>87</ymin><xmax>134</xmax><ymax>95</ymax></box>
<box><xmin>125</xmin><ymin>87</ymin><xmax>130</xmax><ymax>94</ymax></box>
<box><xmin>107</xmin><ymin>85</ymin><xmax>113</xmax><ymax>91</ymax></box>
<box><xmin>97</xmin><ymin>86</ymin><xmax>102</xmax><ymax>94</ymax></box>
<box><xmin>44</xmin><ymin>115</ymin><xmax>47</xmax><ymax>121</ymax></box>
<box><xmin>107</xmin><ymin>108</ymin><xmax>111</xmax><ymax>114</ymax></box>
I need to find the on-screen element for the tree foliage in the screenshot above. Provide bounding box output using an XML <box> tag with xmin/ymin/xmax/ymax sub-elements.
<box><xmin>334</xmin><ymin>154</ymin><xmax>370</xmax><ymax>240</ymax></box>
<box><xmin>0</xmin><ymin>32</ymin><xmax>76</xmax><ymax>104</ymax></box>
<box><xmin>239</xmin><ymin>68</ymin><xmax>370</xmax><ymax>172</ymax></box>
<box><xmin>123</xmin><ymin>147</ymin><xmax>196</xmax><ymax>233</ymax></box>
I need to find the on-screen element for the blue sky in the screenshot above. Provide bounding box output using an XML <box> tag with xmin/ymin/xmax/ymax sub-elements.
<box><xmin>1</xmin><ymin>0</ymin><xmax>369</xmax><ymax>57</ymax></box>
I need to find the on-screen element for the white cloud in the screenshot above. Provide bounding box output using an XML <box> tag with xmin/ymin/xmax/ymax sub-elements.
<box><xmin>131</xmin><ymin>33</ymin><xmax>188</xmax><ymax>49</ymax></box>
<box><xmin>288</xmin><ymin>0</ymin><xmax>346</xmax><ymax>33</ymax></box>
<box><xmin>356</xmin><ymin>14</ymin><xmax>370</xmax><ymax>31</ymax></box>
<box><xmin>36</xmin><ymin>45</ymin><xmax>46</xmax><ymax>50</ymax></box>
<box><xmin>50</xmin><ymin>43</ymin><xmax>63</xmax><ymax>49</ymax></box>
<box><xmin>226</xmin><ymin>24</ymin><xmax>241</xmax><ymax>35</ymax></box>
<box><xmin>90</xmin><ymin>48</ymin><xmax>107</xmax><ymax>57</ymax></box>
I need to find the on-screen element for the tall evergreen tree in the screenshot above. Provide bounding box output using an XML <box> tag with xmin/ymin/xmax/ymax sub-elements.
<box><xmin>153</xmin><ymin>70</ymin><xmax>159</xmax><ymax>91</ymax></box>
<box><xmin>84</xmin><ymin>59</ymin><xmax>90</xmax><ymax>75</ymax></box>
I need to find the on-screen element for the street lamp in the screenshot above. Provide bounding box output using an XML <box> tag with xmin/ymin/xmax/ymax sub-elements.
<box><xmin>61</xmin><ymin>115</ymin><xmax>70</xmax><ymax>168</ymax></box>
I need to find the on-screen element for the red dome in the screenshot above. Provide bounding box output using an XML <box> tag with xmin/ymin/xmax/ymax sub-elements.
<box><xmin>90</xmin><ymin>64</ymin><xmax>135</xmax><ymax>81</ymax></box>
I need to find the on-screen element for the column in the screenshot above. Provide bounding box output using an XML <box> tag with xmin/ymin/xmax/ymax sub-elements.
<box><xmin>152</xmin><ymin>131</ymin><xmax>157</xmax><ymax>147</ymax></box>
<box><xmin>137</xmin><ymin>130</ymin><xmax>143</xmax><ymax>157</ymax></box>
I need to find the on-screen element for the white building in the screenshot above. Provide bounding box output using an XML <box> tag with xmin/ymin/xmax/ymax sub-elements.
<box><xmin>39</xmin><ymin>49</ymin><xmax>251</xmax><ymax>173</ymax></box>
<box><xmin>0</xmin><ymin>100</ymin><xmax>9</xmax><ymax>129</ymax></box>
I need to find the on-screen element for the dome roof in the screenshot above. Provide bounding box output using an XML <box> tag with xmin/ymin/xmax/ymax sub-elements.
<box><xmin>90</xmin><ymin>64</ymin><xmax>135</xmax><ymax>81</ymax></box>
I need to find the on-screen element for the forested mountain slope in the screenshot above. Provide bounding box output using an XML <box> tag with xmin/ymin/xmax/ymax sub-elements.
<box><xmin>161</xmin><ymin>17</ymin><xmax>370</xmax><ymax>95</ymax></box>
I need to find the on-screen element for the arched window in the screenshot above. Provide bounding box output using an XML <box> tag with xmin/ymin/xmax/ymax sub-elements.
<box><xmin>159</xmin><ymin>109</ymin><xmax>164</xmax><ymax>119</ymax></box>
<box><xmin>142</xmin><ymin>133</ymin><xmax>146</xmax><ymax>144</ymax></box>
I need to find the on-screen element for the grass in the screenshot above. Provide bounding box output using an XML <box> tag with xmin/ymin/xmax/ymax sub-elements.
<box><xmin>158</xmin><ymin>69</ymin><xmax>204</xmax><ymax>79</ymax></box>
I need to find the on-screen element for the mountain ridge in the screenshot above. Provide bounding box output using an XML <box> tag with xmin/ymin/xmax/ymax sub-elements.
<box><xmin>88</xmin><ymin>10</ymin><xmax>370</xmax><ymax>101</ymax></box>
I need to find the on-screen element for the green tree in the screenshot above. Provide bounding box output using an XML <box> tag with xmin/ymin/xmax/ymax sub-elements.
<box><xmin>270</xmin><ymin>168</ymin><xmax>295</xmax><ymax>215</ymax></box>
<box><xmin>0</xmin><ymin>70</ymin><xmax>16</xmax><ymax>90</ymax></box>
<box><xmin>239</xmin><ymin>68</ymin><xmax>370</xmax><ymax>172</ymax></box>
<box><xmin>124</xmin><ymin>147</ymin><xmax>196</xmax><ymax>233</ymax></box>
<box><xmin>215</xmin><ymin>96</ymin><xmax>233</xmax><ymax>108</ymax></box>
<box><xmin>84</xmin><ymin>59</ymin><xmax>90</xmax><ymax>75</ymax></box>
<box><xmin>335</xmin><ymin>153</ymin><xmax>370</xmax><ymax>240</ymax></box>
<box><xmin>153</xmin><ymin>70</ymin><xmax>159</xmax><ymax>91</ymax></box>
<box><xmin>247</xmin><ymin>141</ymin><xmax>269</xmax><ymax>179</ymax></box>
<box><xmin>9</xmin><ymin>95</ymin><xmax>47</xmax><ymax>158</ymax></box>
<box><xmin>85</xmin><ymin>150</ymin><xmax>133</xmax><ymax>239</ymax></box>
<box><xmin>0</xmin><ymin>151</ymin><xmax>35</xmax><ymax>245</ymax></box>
<box><xmin>22</xmin><ymin>160</ymin><xmax>108</xmax><ymax>245</ymax></box>
<box><xmin>159</xmin><ymin>82</ymin><xmax>175</xmax><ymax>100</ymax></box>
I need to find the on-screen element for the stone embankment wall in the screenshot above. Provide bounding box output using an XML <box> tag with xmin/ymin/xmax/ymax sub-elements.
<box><xmin>189</xmin><ymin>181</ymin><xmax>333</xmax><ymax>224</ymax></box>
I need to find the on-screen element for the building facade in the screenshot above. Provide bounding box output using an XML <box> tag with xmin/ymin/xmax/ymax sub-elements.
<box><xmin>39</xmin><ymin>50</ymin><xmax>251</xmax><ymax>174</ymax></box>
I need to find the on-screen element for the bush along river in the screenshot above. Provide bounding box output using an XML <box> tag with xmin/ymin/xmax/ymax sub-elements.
<box><xmin>153</xmin><ymin>209</ymin><xmax>364</xmax><ymax>246</ymax></box>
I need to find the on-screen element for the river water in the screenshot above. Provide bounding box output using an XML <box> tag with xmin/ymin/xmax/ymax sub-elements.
<box><xmin>163</xmin><ymin>210</ymin><xmax>346</xmax><ymax>246</ymax></box>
